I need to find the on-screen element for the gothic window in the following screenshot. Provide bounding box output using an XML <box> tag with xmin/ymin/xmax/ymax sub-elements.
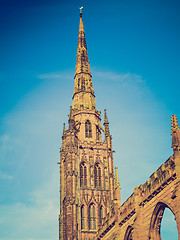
<box><xmin>89</xmin><ymin>203</ymin><xmax>96</xmax><ymax>230</ymax></box>
<box><xmin>80</xmin><ymin>163</ymin><xmax>87</xmax><ymax>187</ymax></box>
<box><xmin>85</xmin><ymin>120</ymin><xmax>92</xmax><ymax>138</ymax></box>
<box><xmin>96</xmin><ymin>126</ymin><xmax>101</xmax><ymax>141</ymax></box>
<box><xmin>94</xmin><ymin>164</ymin><xmax>101</xmax><ymax>188</ymax></box>
<box><xmin>100</xmin><ymin>206</ymin><xmax>103</xmax><ymax>225</ymax></box>
<box><xmin>81</xmin><ymin>205</ymin><xmax>85</xmax><ymax>229</ymax></box>
<box><xmin>124</xmin><ymin>226</ymin><xmax>133</xmax><ymax>240</ymax></box>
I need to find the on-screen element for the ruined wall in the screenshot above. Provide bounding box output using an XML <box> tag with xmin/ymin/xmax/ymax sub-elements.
<box><xmin>97</xmin><ymin>155</ymin><xmax>180</xmax><ymax>240</ymax></box>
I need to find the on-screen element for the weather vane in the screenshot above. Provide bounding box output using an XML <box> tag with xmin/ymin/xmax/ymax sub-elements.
<box><xmin>79</xmin><ymin>6</ymin><xmax>83</xmax><ymax>14</ymax></box>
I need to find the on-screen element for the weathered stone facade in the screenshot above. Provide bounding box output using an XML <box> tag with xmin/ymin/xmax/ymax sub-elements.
<box><xmin>59</xmin><ymin>12</ymin><xmax>180</xmax><ymax>240</ymax></box>
<box><xmin>97</xmin><ymin>152</ymin><xmax>180</xmax><ymax>239</ymax></box>
<box><xmin>58</xmin><ymin>13</ymin><xmax>117</xmax><ymax>240</ymax></box>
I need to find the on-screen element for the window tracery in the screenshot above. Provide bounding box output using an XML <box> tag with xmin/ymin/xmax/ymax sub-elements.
<box><xmin>81</xmin><ymin>205</ymin><xmax>85</xmax><ymax>229</ymax></box>
<box><xmin>96</xmin><ymin>125</ymin><xmax>101</xmax><ymax>141</ymax></box>
<box><xmin>80</xmin><ymin>162</ymin><xmax>87</xmax><ymax>187</ymax></box>
<box><xmin>89</xmin><ymin>203</ymin><xmax>96</xmax><ymax>230</ymax></box>
<box><xmin>85</xmin><ymin>120</ymin><xmax>92</xmax><ymax>138</ymax></box>
<box><xmin>100</xmin><ymin>205</ymin><xmax>103</xmax><ymax>225</ymax></box>
<box><xmin>94</xmin><ymin>164</ymin><xmax>102</xmax><ymax>188</ymax></box>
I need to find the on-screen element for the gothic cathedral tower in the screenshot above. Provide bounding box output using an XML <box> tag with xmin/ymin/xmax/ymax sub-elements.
<box><xmin>59</xmin><ymin>11</ymin><xmax>121</xmax><ymax>240</ymax></box>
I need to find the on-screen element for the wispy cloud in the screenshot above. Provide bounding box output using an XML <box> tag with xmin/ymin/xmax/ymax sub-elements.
<box><xmin>38</xmin><ymin>70</ymin><xmax>145</xmax><ymax>84</ymax></box>
<box><xmin>38</xmin><ymin>70</ymin><xmax>73</xmax><ymax>81</ymax></box>
<box><xmin>0</xmin><ymin>170</ymin><xmax>14</xmax><ymax>180</ymax></box>
<box><xmin>95</xmin><ymin>71</ymin><xmax>145</xmax><ymax>84</ymax></box>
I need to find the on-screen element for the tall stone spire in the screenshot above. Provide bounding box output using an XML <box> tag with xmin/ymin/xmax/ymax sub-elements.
<box><xmin>171</xmin><ymin>114</ymin><xmax>180</xmax><ymax>157</ymax></box>
<box><xmin>72</xmin><ymin>11</ymin><xmax>96</xmax><ymax>110</ymax></box>
<box><xmin>59</xmin><ymin>10</ymin><xmax>116</xmax><ymax>240</ymax></box>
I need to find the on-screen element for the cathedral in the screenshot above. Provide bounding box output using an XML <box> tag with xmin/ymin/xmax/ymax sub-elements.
<box><xmin>58</xmin><ymin>11</ymin><xmax>180</xmax><ymax>240</ymax></box>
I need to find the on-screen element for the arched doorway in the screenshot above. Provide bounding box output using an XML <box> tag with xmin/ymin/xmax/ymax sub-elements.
<box><xmin>149</xmin><ymin>202</ymin><xmax>178</xmax><ymax>240</ymax></box>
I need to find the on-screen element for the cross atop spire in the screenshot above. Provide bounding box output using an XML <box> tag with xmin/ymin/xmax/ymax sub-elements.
<box><xmin>72</xmin><ymin>11</ymin><xmax>96</xmax><ymax>110</ymax></box>
<box><xmin>79</xmin><ymin>6</ymin><xmax>83</xmax><ymax>14</ymax></box>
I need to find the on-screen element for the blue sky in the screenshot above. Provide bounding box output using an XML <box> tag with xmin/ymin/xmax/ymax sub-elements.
<box><xmin>0</xmin><ymin>0</ymin><xmax>179</xmax><ymax>239</ymax></box>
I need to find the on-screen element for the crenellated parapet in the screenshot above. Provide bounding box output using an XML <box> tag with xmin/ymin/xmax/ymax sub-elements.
<box><xmin>138</xmin><ymin>156</ymin><xmax>176</xmax><ymax>206</ymax></box>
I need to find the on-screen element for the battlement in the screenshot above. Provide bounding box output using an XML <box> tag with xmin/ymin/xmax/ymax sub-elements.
<box><xmin>138</xmin><ymin>156</ymin><xmax>176</xmax><ymax>205</ymax></box>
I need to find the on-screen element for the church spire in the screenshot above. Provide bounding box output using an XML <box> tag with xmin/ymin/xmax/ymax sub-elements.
<box><xmin>74</xmin><ymin>10</ymin><xmax>91</xmax><ymax>77</ymax></box>
<box><xmin>72</xmin><ymin>11</ymin><xmax>96</xmax><ymax>110</ymax></box>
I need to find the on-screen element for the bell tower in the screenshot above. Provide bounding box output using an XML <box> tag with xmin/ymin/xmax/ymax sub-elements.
<box><xmin>59</xmin><ymin>10</ymin><xmax>120</xmax><ymax>240</ymax></box>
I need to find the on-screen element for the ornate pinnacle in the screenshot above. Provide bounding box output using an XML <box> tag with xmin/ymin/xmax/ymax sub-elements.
<box><xmin>104</xmin><ymin>109</ymin><xmax>110</xmax><ymax>137</ymax></box>
<box><xmin>171</xmin><ymin>115</ymin><xmax>180</xmax><ymax>156</ymax></box>
<box><xmin>68</xmin><ymin>106</ymin><xmax>75</xmax><ymax>130</ymax></box>
<box><xmin>114</xmin><ymin>166</ymin><xmax>121</xmax><ymax>205</ymax></box>
<box><xmin>171</xmin><ymin>115</ymin><xmax>179</xmax><ymax>134</ymax></box>
<box><xmin>69</xmin><ymin>106</ymin><xmax>73</xmax><ymax>119</ymax></box>
<box><xmin>63</xmin><ymin>123</ymin><xmax>66</xmax><ymax>135</ymax></box>
<box><xmin>115</xmin><ymin>166</ymin><xmax>120</xmax><ymax>188</ymax></box>
<box><xmin>104</xmin><ymin>109</ymin><xmax>109</xmax><ymax>124</ymax></box>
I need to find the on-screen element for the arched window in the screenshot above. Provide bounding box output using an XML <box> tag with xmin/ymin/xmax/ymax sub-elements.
<box><xmin>81</xmin><ymin>205</ymin><xmax>85</xmax><ymax>229</ymax></box>
<box><xmin>124</xmin><ymin>226</ymin><xmax>133</xmax><ymax>240</ymax></box>
<box><xmin>96</xmin><ymin>126</ymin><xmax>101</xmax><ymax>141</ymax></box>
<box><xmin>89</xmin><ymin>203</ymin><xmax>96</xmax><ymax>230</ymax></box>
<box><xmin>99</xmin><ymin>206</ymin><xmax>103</xmax><ymax>225</ymax></box>
<box><xmin>80</xmin><ymin>163</ymin><xmax>87</xmax><ymax>187</ymax></box>
<box><xmin>94</xmin><ymin>164</ymin><xmax>101</xmax><ymax>188</ymax></box>
<box><xmin>85</xmin><ymin>120</ymin><xmax>92</xmax><ymax>138</ymax></box>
